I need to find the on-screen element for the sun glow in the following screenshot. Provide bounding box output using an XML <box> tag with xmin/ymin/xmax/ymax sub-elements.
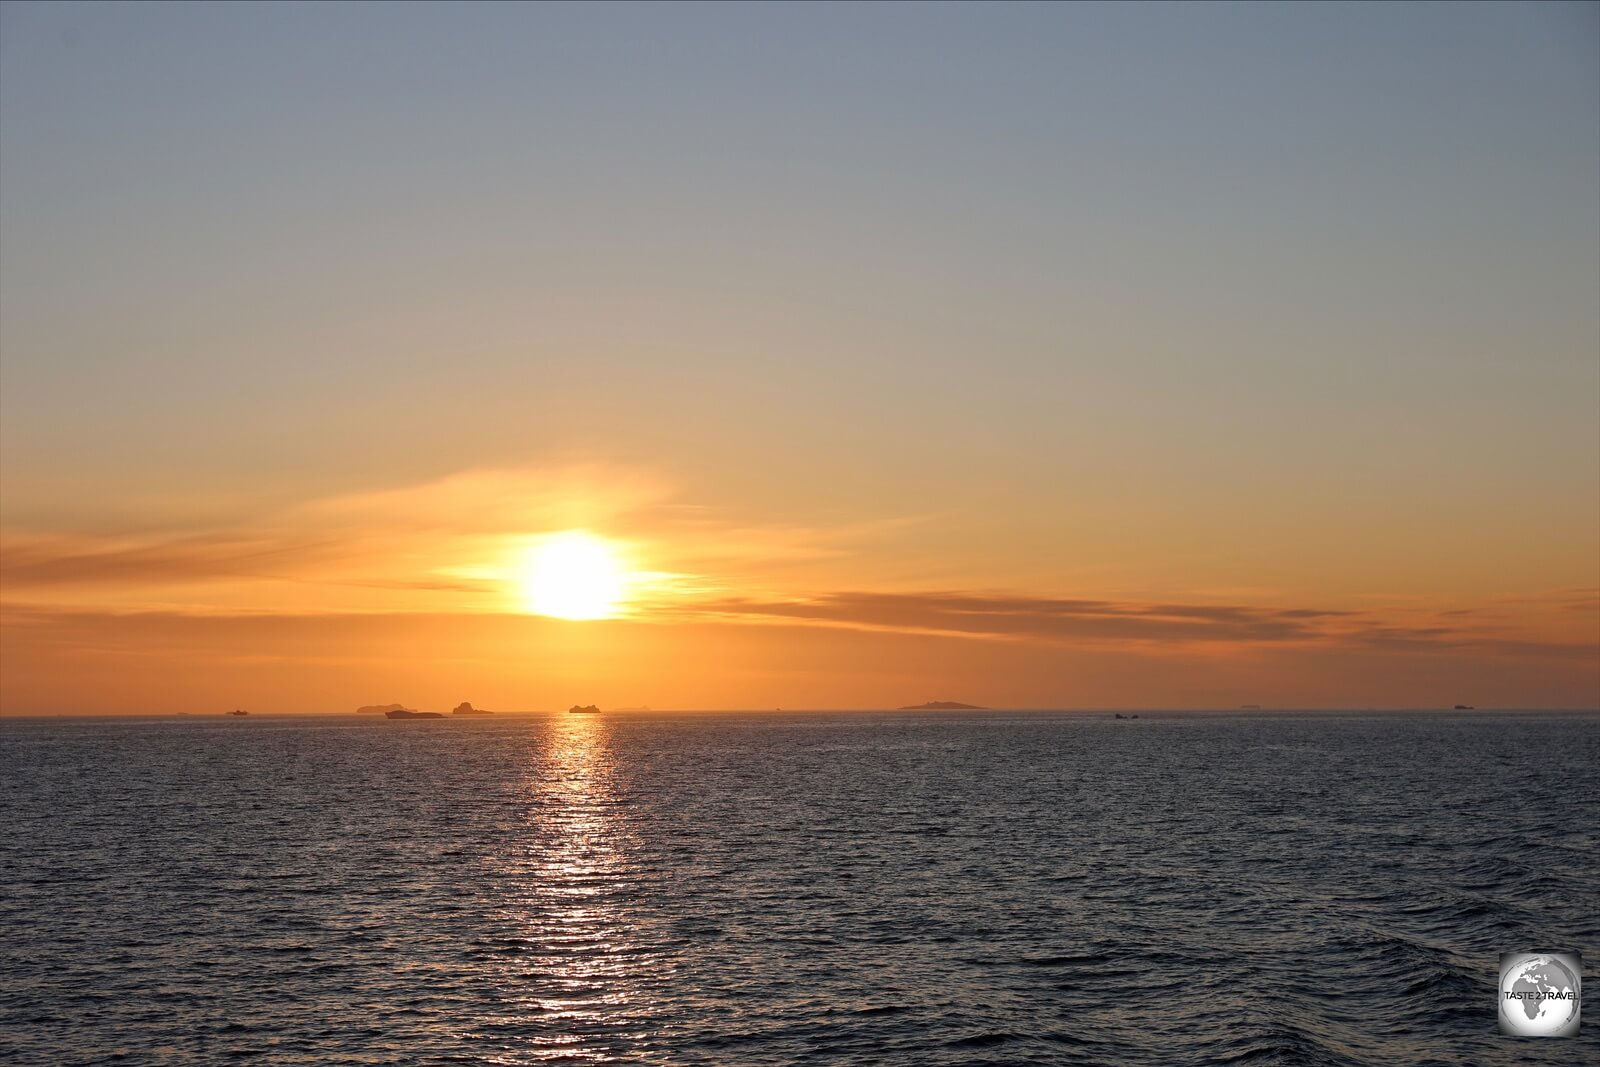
<box><xmin>519</xmin><ymin>531</ymin><xmax>626</xmax><ymax>620</ymax></box>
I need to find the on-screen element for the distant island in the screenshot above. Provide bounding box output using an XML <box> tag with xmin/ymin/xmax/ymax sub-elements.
<box><xmin>227</xmin><ymin>709</ymin><xmax>249</xmax><ymax>716</ymax></box>
<box><xmin>452</xmin><ymin>702</ymin><xmax>491</xmax><ymax>716</ymax></box>
<box><xmin>357</xmin><ymin>703</ymin><xmax>412</xmax><ymax>715</ymax></box>
<box><xmin>385</xmin><ymin>709</ymin><xmax>443</xmax><ymax>719</ymax></box>
<box><xmin>569</xmin><ymin>704</ymin><xmax>600</xmax><ymax>714</ymax></box>
<box><xmin>898</xmin><ymin>701</ymin><xmax>986</xmax><ymax>710</ymax></box>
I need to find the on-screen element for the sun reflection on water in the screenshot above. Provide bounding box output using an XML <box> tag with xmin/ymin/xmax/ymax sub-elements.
<box><xmin>515</xmin><ymin>716</ymin><xmax>659</xmax><ymax>1062</ymax></box>
<box><xmin>493</xmin><ymin>713</ymin><xmax>667</xmax><ymax>1064</ymax></box>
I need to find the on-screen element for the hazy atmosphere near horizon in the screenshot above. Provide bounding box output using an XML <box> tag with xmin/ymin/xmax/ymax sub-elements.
<box><xmin>2</xmin><ymin>1</ymin><xmax>1597</xmax><ymax>714</ymax></box>
<box><xmin>3</xmin><ymin>5</ymin><xmax>1598</xmax><ymax>1065</ymax></box>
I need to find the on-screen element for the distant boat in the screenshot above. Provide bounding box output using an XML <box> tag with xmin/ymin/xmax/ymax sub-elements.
<box><xmin>568</xmin><ymin>704</ymin><xmax>601</xmax><ymax>715</ymax></box>
<box><xmin>228</xmin><ymin>709</ymin><xmax>248</xmax><ymax>716</ymax></box>
<box><xmin>1454</xmin><ymin>704</ymin><xmax>1475</xmax><ymax>710</ymax></box>
<box><xmin>385</xmin><ymin>709</ymin><xmax>444</xmax><ymax>719</ymax></box>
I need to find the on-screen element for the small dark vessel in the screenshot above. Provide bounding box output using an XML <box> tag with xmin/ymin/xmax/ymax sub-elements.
<box><xmin>228</xmin><ymin>709</ymin><xmax>248</xmax><ymax>716</ymax></box>
<box><xmin>568</xmin><ymin>704</ymin><xmax>600</xmax><ymax>715</ymax></box>
<box><xmin>385</xmin><ymin>709</ymin><xmax>444</xmax><ymax>719</ymax></box>
<box><xmin>1454</xmin><ymin>704</ymin><xmax>1474</xmax><ymax>710</ymax></box>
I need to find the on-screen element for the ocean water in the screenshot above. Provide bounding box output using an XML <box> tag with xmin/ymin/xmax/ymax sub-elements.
<box><xmin>1</xmin><ymin>710</ymin><xmax>1596</xmax><ymax>1066</ymax></box>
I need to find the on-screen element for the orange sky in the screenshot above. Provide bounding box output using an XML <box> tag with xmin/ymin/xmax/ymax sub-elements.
<box><xmin>2</xmin><ymin>463</ymin><xmax>1596</xmax><ymax>713</ymax></box>
<box><xmin>2</xmin><ymin>5</ymin><xmax>1597</xmax><ymax>713</ymax></box>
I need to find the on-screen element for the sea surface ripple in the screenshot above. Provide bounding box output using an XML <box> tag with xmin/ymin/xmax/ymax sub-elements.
<box><xmin>2</xmin><ymin>710</ymin><xmax>1596</xmax><ymax>1065</ymax></box>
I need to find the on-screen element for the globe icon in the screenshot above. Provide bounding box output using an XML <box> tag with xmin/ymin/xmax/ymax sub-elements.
<box><xmin>1499</xmin><ymin>953</ymin><xmax>1581</xmax><ymax>1036</ymax></box>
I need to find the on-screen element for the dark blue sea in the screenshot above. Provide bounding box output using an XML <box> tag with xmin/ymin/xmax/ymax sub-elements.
<box><xmin>2</xmin><ymin>710</ymin><xmax>1596</xmax><ymax>1065</ymax></box>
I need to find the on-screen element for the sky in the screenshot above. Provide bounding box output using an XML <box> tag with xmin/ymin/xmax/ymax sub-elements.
<box><xmin>2</xmin><ymin>1</ymin><xmax>1596</xmax><ymax>714</ymax></box>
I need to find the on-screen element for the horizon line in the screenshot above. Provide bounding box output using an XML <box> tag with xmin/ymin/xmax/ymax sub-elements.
<box><xmin>5</xmin><ymin>706</ymin><xmax>1599</xmax><ymax>720</ymax></box>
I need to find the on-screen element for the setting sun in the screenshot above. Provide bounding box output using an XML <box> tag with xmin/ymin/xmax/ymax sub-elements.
<box><xmin>519</xmin><ymin>531</ymin><xmax>626</xmax><ymax>620</ymax></box>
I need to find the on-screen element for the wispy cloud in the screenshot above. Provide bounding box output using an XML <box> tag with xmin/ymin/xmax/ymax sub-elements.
<box><xmin>681</xmin><ymin>592</ymin><xmax>1336</xmax><ymax>642</ymax></box>
<box><xmin>4</xmin><ymin>467</ymin><xmax>1595</xmax><ymax>671</ymax></box>
<box><xmin>0</xmin><ymin>534</ymin><xmax>336</xmax><ymax>588</ymax></box>
<box><xmin>668</xmin><ymin>590</ymin><xmax>1598</xmax><ymax>660</ymax></box>
<box><xmin>0</xmin><ymin>463</ymin><xmax>922</xmax><ymax>614</ymax></box>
